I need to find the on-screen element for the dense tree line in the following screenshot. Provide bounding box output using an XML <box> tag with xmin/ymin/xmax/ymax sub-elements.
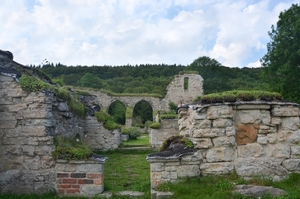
<box><xmin>36</xmin><ymin>61</ymin><xmax>267</xmax><ymax>97</ymax></box>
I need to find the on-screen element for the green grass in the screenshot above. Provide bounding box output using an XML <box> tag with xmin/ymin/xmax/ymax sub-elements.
<box><xmin>122</xmin><ymin>134</ymin><xmax>150</xmax><ymax>147</ymax></box>
<box><xmin>99</xmin><ymin>149</ymin><xmax>153</xmax><ymax>198</ymax></box>
<box><xmin>156</xmin><ymin>172</ymin><xmax>300</xmax><ymax>199</ymax></box>
<box><xmin>2</xmin><ymin>149</ymin><xmax>300</xmax><ymax>199</ymax></box>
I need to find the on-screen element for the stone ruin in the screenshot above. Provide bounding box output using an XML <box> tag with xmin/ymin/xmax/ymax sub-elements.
<box><xmin>147</xmin><ymin>101</ymin><xmax>300</xmax><ymax>197</ymax></box>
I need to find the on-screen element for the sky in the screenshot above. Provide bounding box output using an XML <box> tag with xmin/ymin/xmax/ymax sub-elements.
<box><xmin>0</xmin><ymin>0</ymin><xmax>299</xmax><ymax>68</ymax></box>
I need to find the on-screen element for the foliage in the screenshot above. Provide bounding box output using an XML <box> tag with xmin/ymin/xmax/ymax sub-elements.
<box><xmin>108</xmin><ymin>100</ymin><xmax>126</xmax><ymax>125</ymax></box>
<box><xmin>53</xmin><ymin>136</ymin><xmax>92</xmax><ymax>160</ymax></box>
<box><xmin>19</xmin><ymin>75</ymin><xmax>87</xmax><ymax>117</ymax></box>
<box><xmin>19</xmin><ymin>74</ymin><xmax>53</xmax><ymax>92</ymax></box>
<box><xmin>261</xmin><ymin>4</ymin><xmax>300</xmax><ymax>103</ymax></box>
<box><xmin>76</xmin><ymin>72</ymin><xmax>103</xmax><ymax>89</ymax></box>
<box><xmin>121</xmin><ymin>127</ymin><xmax>142</xmax><ymax>140</ymax></box>
<box><xmin>95</xmin><ymin>111</ymin><xmax>110</xmax><ymax>122</ymax></box>
<box><xmin>39</xmin><ymin>60</ymin><xmax>268</xmax><ymax>97</ymax></box>
<box><xmin>95</xmin><ymin>111</ymin><xmax>120</xmax><ymax>130</ymax></box>
<box><xmin>133</xmin><ymin>100</ymin><xmax>153</xmax><ymax>125</ymax></box>
<box><xmin>126</xmin><ymin>106</ymin><xmax>133</xmax><ymax>118</ymax></box>
<box><xmin>52</xmin><ymin>77</ymin><xmax>64</xmax><ymax>86</ymax></box>
<box><xmin>158</xmin><ymin>135</ymin><xmax>194</xmax><ymax>152</ymax></box>
<box><xmin>104</xmin><ymin>119</ymin><xmax>120</xmax><ymax>130</ymax></box>
<box><xmin>168</xmin><ymin>101</ymin><xmax>177</xmax><ymax>113</ymax></box>
<box><xmin>149</xmin><ymin>122</ymin><xmax>161</xmax><ymax>129</ymax></box>
<box><xmin>201</xmin><ymin>90</ymin><xmax>282</xmax><ymax>104</ymax></box>
<box><xmin>160</xmin><ymin>114</ymin><xmax>178</xmax><ymax>119</ymax></box>
<box><xmin>68</xmin><ymin>98</ymin><xmax>88</xmax><ymax>118</ymax></box>
<box><xmin>97</xmin><ymin>149</ymin><xmax>152</xmax><ymax>197</ymax></box>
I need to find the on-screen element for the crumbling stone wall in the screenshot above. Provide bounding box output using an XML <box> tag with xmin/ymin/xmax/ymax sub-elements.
<box><xmin>0</xmin><ymin>75</ymin><xmax>56</xmax><ymax>194</ymax></box>
<box><xmin>83</xmin><ymin>116</ymin><xmax>121</xmax><ymax>151</ymax></box>
<box><xmin>148</xmin><ymin>102</ymin><xmax>300</xmax><ymax>189</ymax></box>
<box><xmin>150</xmin><ymin>119</ymin><xmax>179</xmax><ymax>149</ymax></box>
<box><xmin>163</xmin><ymin>73</ymin><xmax>203</xmax><ymax>109</ymax></box>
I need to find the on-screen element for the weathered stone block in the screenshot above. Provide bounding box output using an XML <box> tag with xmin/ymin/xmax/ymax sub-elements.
<box><xmin>267</xmin><ymin>133</ymin><xmax>277</xmax><ymax>144</ymax></box>
<box><xmin>177</xmin><ymin>165</ymin><xmax>200</xmax><ymax>178</ymax></box>
<box><xmin>282</xmin><ymin>159</ymin><xmax>300</xmax><ymax>171</ymax></box>
<box><xmin>206</xmin><ymin>147</ymin><xmax>235</xmax><ymax>162</ymax></box>
<box><xmin>150</xmin><ymin>163</ymin><xmax>165</xmax><ymax>172</ymax></box>
<box><xmin>193</xmin><ymin>128</ymin><xmax>216</xmax><ymax>138</ymax></box>
<box><xmin>236</xmin><ymin>124</ymin><xmax>258</xmax><ymax>145</ymax></box>
<box><xmin>200</xmin><ymin>162</ymin><xmax>234</xmax><ymax>175</ymax></box>
<box><xmin>193</xmin><ymin>119</ymin><xmax>211</xmax><ymax>128</ymax></box>
<box><xmin>235</xmin><ymin>110</ymin><xmax>262</xmax><ymax>124</ymax></box>
<box><xmin>271</xmin><ymin>117</ymin><xmax>282</xmax><ymax>125</ymax></box>
<box><xmin>211</xmin><ymin>128</ymin><xmax>226</xmax><ymax>136</ymax></box>
<box><xmin>281</xmin><ymin>117</ymin><xmax>299</xmax><ymax>131</ymax></box>
<box><xmin>237</xmin><ymin>143</ymin><xmax>265</xmax><ymax>158</ymax></box>
<box><xmin>193</xmin><ymin>138</ymin><xmax>213</xmax><ymax>149</ymax></box>
<box><xmin>226</xmin><ymin>126</ymin><xmax>236</xmax><ymax>136</ymax></box>
<box><xmin>272</xmin><ymin>144</ymin><xmax>291</xmax><ymax>159</ymax></box>
<box><xmin>235</xmin><ymin>104</ymin><xmax>271</xmax><ymax>110</ymax></box>
<box><xmin>213</xmin><ymin>118</ymin><xmax>232</xmax><ymax>128</ymax></box>
<box><xmin>257</xmin><ymin>135</ymin><xmax>268</xmax><ymax>145</ymax></box>
<box><xmin>235</xmin><ymin>158</ymin><xmax>288</xmax><ymax>180</ymax></box>
<box><xmin>212</xmin><ymin>136</ymin><xmax>235</xmax><ymax>147</ymax></box>
<box><xmin>207</xmin><ymin>105</ymin><xmax>233</xmax><ymax>119</ymax></box>
<box><xmin>272</xmin><ymin>106</ymin><xmax>299</xmax><ymax>117</ymax></box>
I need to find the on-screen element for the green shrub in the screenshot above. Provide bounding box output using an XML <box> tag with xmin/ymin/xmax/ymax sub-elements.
<box><xmin>201</xmin><ymin>90</ymin><xmax>283</xmax><ymax>104</ymax></box>
<box><xmin>160</xmin><ymin>114</ymin><xmax>177</xmax><ymax>119</ymax></box>
<box><xmin>95</xmin><ymin>111</ymin><xmax>110</xmax><ymax>122</ymax></box>
<box><xmin>124</xmin><ymin>127</ymin><xmax>142</xmax><ymax>140</ymax></box>
<box><xmin>149</xmin><ymin>122</ymin><xmax>161</xmax><ymax>129</ymax></box>
<box><xmin>104</xmin><ymin>119</ymin><xmax>120</xmax><ymax>130</ymax></box>
<box><xmin>19</xmin><ymin>74</ymin><xmax>52</xmax><ymax>92</ymax></box>
<box><xmin>53</xmin><ymin>136</ymin><xmax>92</xmax><ymax>160</ymax></box>
<box><xmin>158</xmin><ymin>135</ymin><xmax>194</xmax><ymax>152</ymax></box>
<box><xmin>144</xmin><ymin>120</ymin><xmax>153</xmax><ymax>128</ymax></box>
<box><xmin>52</xmin><ymin>77</ymin><xmax>64</xmax><ymax>86</ymax></box>
<box><xmin>56</xmin><ymin>87</ymin><xmax>71</xmax><ymax>102</ymax></box>
<box><xmin>69</xmin><ymin>98</ymin><xmax>88</xmax><ymax>118</ymax></box>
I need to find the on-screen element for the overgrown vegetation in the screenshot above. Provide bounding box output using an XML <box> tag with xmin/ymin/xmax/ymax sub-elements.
<box><xmin>53</xmin><ymin>136</ymin><xmax>93</xmax><ymax>160</ymax></box>
<box><xmin>19</xmin><ymin>74</ymin><xmax>88</xmax><ymax>117</ymax></box>
<box><xmin>200</xmin><ymin>90</ymin><xmax>283</xmax><ymax>104</ymax></box>
<box><xmin>121</xmin><ymin>127</ymin><xmax>142</xmax><ymax>140</ymax></box>
<box><xmin>95</xmin><ymin>111</ymin><xmax>120</xmax><ymax>130</ymax></box>
<box><xmin>149</xmin><ymin>122</ymin><xmax>161</xmax><ymax>129</ymax></box>
<box><xmin>158</xmin><ymin>135</ymin><xmax>194</xmax><ymax>152</ymax></box>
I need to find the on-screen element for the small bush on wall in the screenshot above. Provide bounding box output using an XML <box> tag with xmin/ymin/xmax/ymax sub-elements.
<box><xmin>53</xmin><ymin>136</ymin><xmax>92</xmax><ymax>160</ymax></box>
<box><xmin>201</xmin><ymin>90</ymin><xmax>282</xmax><ymax>104</ymax></box>
<box><xmin>95</xmin><ymin>111</ymin><xmax>120</xmax><ymax>130</ymax></box>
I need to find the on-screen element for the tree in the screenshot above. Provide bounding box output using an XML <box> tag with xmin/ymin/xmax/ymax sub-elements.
<box><xmin>261</xmin><ymin>4</ymin><xmax>300</xmax><ymax>103</ymax></box>
<box><xmin>76</xmin><ymin>73</ymin><xmax>102</xmax><ymax>89</ymax></box>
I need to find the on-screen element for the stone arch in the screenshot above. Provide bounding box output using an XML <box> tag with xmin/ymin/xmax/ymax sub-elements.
<box><xmin>132</xmin><ymin>100</ymin><xmax>153</xmax><ymax>126</ymax></box>
<box><xmin>107</xmin><ymin>100</ymin><xmax>126</xmax><ymax>125</ymax></box>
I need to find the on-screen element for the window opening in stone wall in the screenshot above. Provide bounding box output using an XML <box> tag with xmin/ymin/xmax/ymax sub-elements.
<box><xmin>108</xmin><ymin>100</ymin><xmax>126</xmax><ymax>125</ymax></box>
<box><xmin>184</xmin><ymin>77</ymin><xmax>189</xmax><ymax>90</ymax></box>
<box><xmin>133</xmin><ymin>100</ymin><xmax>153</xmax><ymax>126</ymax></box>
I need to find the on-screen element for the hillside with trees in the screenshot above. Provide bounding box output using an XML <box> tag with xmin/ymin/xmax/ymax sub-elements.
<box><xmin>36</xmin><ymin>58</ymin><xmax>266</xmax><ymax>97</ymax></box>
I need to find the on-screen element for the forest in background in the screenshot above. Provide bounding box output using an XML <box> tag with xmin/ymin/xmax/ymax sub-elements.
<box><xmin>36</xmin><ymin>56</ymin><xmax>268</xmax><ymax>97</ymax></box>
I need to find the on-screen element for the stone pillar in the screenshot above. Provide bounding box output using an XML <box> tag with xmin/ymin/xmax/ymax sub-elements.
<box><xmin>56</xmin><ymin>159</ymin><xmax>106</xmax><ymax>196</ymax></box>
<box><xmin>125</xmin><ymin>118</ymin><xmax>133</xmax><ymax>127</ymax></box>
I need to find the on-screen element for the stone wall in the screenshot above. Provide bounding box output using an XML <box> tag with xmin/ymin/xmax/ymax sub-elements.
<box><xmin>148</xmin><ymin>102</ymin><xmax>300</xmax><ymax>189</ymax></box>
<box><xmin>56</xmin><ymin>159</ymin><xmax>105</xmax><ymax>196</ymax></box>
<box><xmin>163</xmin><ymin>73</ymin><xmax>203</xmax><ymax>109</ymax></box>
<box><xmin>83</xmin><ymin>116</ymin><xmax>121</xmax><ymax>151</ymax></box>
<box><xmin>0</xmin><ymin>75</ymin><xmax>56</xmax><ymax>194</ymax></box>
<box><xmin>150</xmin><ymin>119</ymin><xmax>179</xmax><ymax>149</ymax></box>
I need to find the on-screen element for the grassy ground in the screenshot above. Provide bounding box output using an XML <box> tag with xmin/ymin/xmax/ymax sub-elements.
<box><xmin>121</xmin><ymin>133</ymin><xmax>150</xmax><ymax>147</ymax></box>
<box><xmin>1</xmin><ymin>139</ymin><xmax>300</xmax><ymax>199</ymax></box>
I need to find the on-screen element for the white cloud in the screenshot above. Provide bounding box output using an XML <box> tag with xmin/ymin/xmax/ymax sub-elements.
<box><xmin>0</xmin><ymin>0</ymin><xmax>298</xmax><ymax>67</ymax></box>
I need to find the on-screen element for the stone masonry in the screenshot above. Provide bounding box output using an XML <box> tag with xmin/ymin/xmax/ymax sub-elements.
<box><xmin>83</xmin><ymin>116</ymin><xmax>121</xmax><ymax>151</ymax></box>
<box><xmin>150</xmin><ymin>119</ymin><xmax>179</xmax><ymax>149</ymax></box>
<box><xmin>56</xmin><ymin>159</ymin><xmax>105</xmax><ymax>196</ymax></box>
<box><xmin>148</xmin><ymin>102</ymin><xmax>300</xmax><ymax>190</ymax></box>
<box><xmin>0</xmin><ymin>75</ymin><xmax>56</xmax><ymax>194</ymax></box>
